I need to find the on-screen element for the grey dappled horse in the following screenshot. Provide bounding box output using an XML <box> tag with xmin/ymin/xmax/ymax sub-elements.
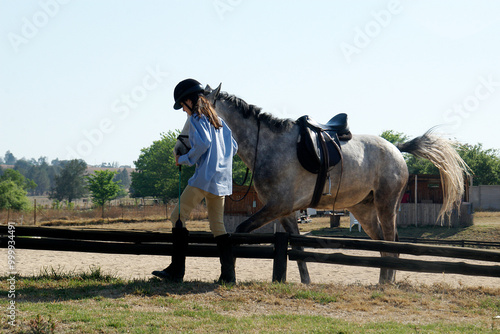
<box><xmin>175</xmin><ymin>85</ymin><xmax>469</xmax><ymax>284</ymax></box>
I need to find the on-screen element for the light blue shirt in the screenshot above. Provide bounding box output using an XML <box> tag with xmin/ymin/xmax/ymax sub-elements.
<box><xmin>178</xmin><ymin>114</ymin><xmax>238</xmax><ymax>196</ymax></box>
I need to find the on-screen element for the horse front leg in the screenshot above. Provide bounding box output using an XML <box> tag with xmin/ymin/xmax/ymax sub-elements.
<box><xmin>280</xmin><ymin>214</ymin><xmax>311</xmax><ymax>284</ymax></box>
<box><xmin>234</xmin><ymin>205</ymin><xmax>312</xmax><ymax>283</ymax></box>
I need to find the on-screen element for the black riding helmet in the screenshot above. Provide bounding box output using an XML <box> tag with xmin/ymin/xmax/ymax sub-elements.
<box><xmin>173</xmin><ymin>79</ymin><xmax>204</xmax><ymax>110</ymax></box>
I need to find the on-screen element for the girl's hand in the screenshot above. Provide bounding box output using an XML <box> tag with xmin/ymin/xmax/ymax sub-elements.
<box><xmin>175</xmin><ymin>155</ymin><xmax>180</xmax><ymax>166</ymax></box>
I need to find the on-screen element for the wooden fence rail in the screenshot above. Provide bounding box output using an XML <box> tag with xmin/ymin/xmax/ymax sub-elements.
<box><xmin>2</xmin><ymin>226</ymin><xmax>500</xmax><ymax>281</ymax></box>
<box><xmin>289</xmin><ymin>236</ymin><xmax>500</xmax><ymax>262</ymax></box>
<box><xmin>288</xmin><ymin>250</ymin><xmax>500</xmax><ymax>278</ymax></box>
<box><xmin>324</xmin><ymin>234</ymin><xmax>500</xmax><ymax>249</ymax></box>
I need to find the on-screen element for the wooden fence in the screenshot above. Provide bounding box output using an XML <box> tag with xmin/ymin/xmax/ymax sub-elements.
<box><xmin>396</xmin><ymin>203</ymin><xmax>473</xmax><ymax>227</ymax></box>
<box><xmin>1</xmin><ymin>226</ymin><xmax>500</xmax><ymax>282</ymax></box>
<box><xmin>0</xmin><ymin>202</ymin><xmax>208</xmax><ymax>225</ymax></box>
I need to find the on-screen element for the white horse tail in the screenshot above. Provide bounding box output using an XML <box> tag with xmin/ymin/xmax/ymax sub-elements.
<box><xmin>396</xmin><ymin>129</ymin><xmax>471</xmax><ymax>225</ymax></box>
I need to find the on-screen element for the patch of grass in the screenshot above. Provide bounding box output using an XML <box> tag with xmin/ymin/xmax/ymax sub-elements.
<box><xmin>2</xmin><ymin>272</ymin><xmax>500</xmax><ymax>333</ymax></box>
<box><xmin>32</xmin><ymin>265</ymin><xmax>117</xmax><ymax>282</ymax></box>
<box><xmin>291</xmin><ymin>289</ymin><xmax>338</xmax><ymax>304</ymax></box>
<box><xmin>370</xmin><ymin>290</ymin><xmax>384</xmax><ymax>300</ymax></box>
<box><xmin>26</xmin><ymin>314</ymin><xmax>57</xmax><ymax>334</ymax></box>
<box><xmin>480</xmin><ymin>297</ymin><xmax>500</xmax><ymax>313</ymax></box>
<box><xmin>251</xmin><ymin>281</ymin><xmax>340</xmax><ymax>304</ymax></box>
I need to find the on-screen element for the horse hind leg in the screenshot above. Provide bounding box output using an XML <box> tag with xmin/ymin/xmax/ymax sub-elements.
<box><xmin>280</xmin><ymin>214</ymin><xmax>311</xmax><ymax>284</ymax></box>
<box><xmin>374</xmin><ymin>186</ymin><xmax>405</xmax><ymax>284</ymax></box>
<box><xmin>348</xmin><ymin>196</ymin><xmax>397</xmax><ymax>284</ymax></box>
<box><xmin>348</xmin><ymin>193</ymin><xmax>383</xmax><ymax>241</ymax></box>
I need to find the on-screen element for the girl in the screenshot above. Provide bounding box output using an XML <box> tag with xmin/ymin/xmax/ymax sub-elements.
<box><xmin>152</xmin><ymin>79</ymin><xmax>238</xmax><ymax>284</ymax></box>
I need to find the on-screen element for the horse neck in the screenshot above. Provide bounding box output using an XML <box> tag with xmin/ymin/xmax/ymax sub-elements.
<box><xmin>215</xmin><ymin>99</ymin><xmax>260</xmax><ymax>167</ymax></box>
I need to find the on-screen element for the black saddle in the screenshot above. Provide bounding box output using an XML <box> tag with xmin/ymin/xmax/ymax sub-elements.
<box><xmin>302</xmin><ymin>113</ymin><xmax>352</xmax><ymax>139</ymax></box>
<box><xmin>296</xmin><ymin>113</ymin><xmax>352</xmax><ymax>207</ymax></box>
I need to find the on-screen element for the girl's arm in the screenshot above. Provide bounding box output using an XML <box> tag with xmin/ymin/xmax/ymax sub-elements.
<box><xmin>177</xmin><ymin>116</ymin><xmax>211</xmax><ymax>166</ymax></box>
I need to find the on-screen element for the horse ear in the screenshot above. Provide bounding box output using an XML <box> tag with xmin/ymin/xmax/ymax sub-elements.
<box><xmin>214</xmin><ymin>83</ymin><xmax>222</xmax><ymax>98</ymax></box>
<box><xmin>204</xmin><ymin>84</ymin><xmax>212</xmax><ymax>95</ymax></box>
<box><xmin>206</xmin><ymin>83</ymin><xmax>222</xmax><ymax>105</ymax></box>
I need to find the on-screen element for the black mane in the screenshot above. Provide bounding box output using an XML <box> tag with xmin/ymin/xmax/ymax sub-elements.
<box><xmin>217</xmin><ymin>92</ymin><xmax>295</xmax><ymax>133</ymax></box>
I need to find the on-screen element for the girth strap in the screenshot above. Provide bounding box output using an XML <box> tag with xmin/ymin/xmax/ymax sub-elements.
<box><xmin>311</xmin><ymin>132</ymin><xmax>331</xmax><ymax>207</ymax></box>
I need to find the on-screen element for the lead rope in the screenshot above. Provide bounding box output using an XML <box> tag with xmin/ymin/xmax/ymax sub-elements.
<box><xmin>175</xmin><ymin>165</ymin><xmax>182</xmax><ymax>229</ymax></box>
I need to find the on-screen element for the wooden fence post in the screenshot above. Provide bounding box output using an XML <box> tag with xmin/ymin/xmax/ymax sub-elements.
<box><xmin>272</xmin><ymin>232</ymin><xmax>288</xmax><ymax>283</ymax></box>
<box><xmin>34</xmin><ymin>199</ymin><xmax>37</xmax><ymax>225</ymax></box>
<box><xmin>414</xmin><ymin>175</ymin><xmax>418</xmax><ymax>227</ymax></box>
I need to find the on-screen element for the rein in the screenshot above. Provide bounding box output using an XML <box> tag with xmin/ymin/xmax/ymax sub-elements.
<box><xmin>229</xmin><ymin>117</ymin><xmax>261</xmax><ymax>202</ymax></box>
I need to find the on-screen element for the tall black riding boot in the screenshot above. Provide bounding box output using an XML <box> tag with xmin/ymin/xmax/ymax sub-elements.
<box><xmin>152</xmin><ymin>227</ymin><xmax>189</xmax><ymax>282</ymax></box>
<box><xmin>215</xmin><ymin>234</ymin><xmax>236</xmax><ymax>284</ymax></box>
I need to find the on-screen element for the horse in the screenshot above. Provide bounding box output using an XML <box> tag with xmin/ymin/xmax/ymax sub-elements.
<box><xmin>174</xmin><ymin>84</ymin><xmax>470</xmax><ymax>284</ymax></box>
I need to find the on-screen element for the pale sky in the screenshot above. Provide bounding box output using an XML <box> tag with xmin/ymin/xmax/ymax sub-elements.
<box><xmin>1</xmin><ymin>0</ymin><xmax>499</xmax><ymax>167</ymax></box>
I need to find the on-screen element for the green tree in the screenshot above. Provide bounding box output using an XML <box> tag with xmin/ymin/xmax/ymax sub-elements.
<box><xmin>4</xmin><ymin>151</ymin><xmax>16</xmax><ymax>165</ymax></box>
<box><xmin>14</xmin><ymin>159</ymin><xmax>31</xmax><ymax>176</ymax></box>
<box><xmin>232</xmin><ymin>155</ymin><xmax>252</xmax><ymax>186</ymax></box>
<box><xmin>0</xmin><ymin>169</ymin><xmax>34</xmax><ymax>211</ymax></box>
<box><xmin>114</xmin><ymin>168</ymin><xmax>131</xmax><ymax>189</ymax></box>
<box><xmin>380</xmin><ymin>130</ymin><xmax>409</xmax><ymax>145</ymax></box>
<box><xmin>131</xmin><ymin>131</ymin><xmax>195</xmax><ymax>202</ymax></box>
<box><xmin>30</xmin><ymin>162</ymin><xmax>51</xmax><ymax>195</ymax></box>
<box><xmin>50</xmin><ymin>159</ymin><xmax>88</xmax><ymax>203</ymax></box>
<box><xmin>381</xmin><ymin>130</ymin><xmax>437</xmax><ymax>174</ymax></box>
<box><xmin>0</xmin><ymin>180</ymin><xmax>30</xmax><ymax>210</ymax></box>
<box><xmin>86</xmin><ymin>170</ymin><xmax>121</xmax><ymax>218</ymax></box>
<box><xmin>458</xmin><ymin>144</ymin><xmax>500</xmax><ymax>186</ymax></box>
<box><xmin>0</xmin><ymin>169</ymin><xmax>37</xmax><ymax>191</ymax></box>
